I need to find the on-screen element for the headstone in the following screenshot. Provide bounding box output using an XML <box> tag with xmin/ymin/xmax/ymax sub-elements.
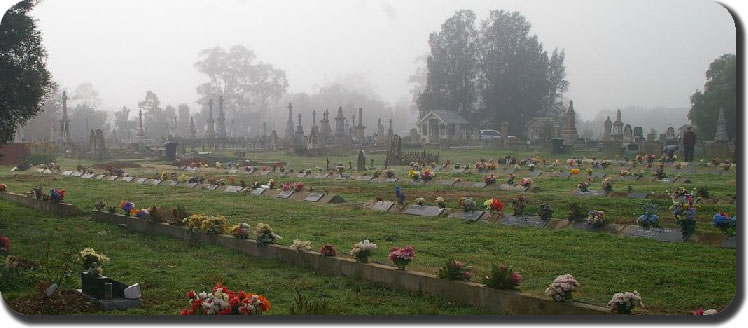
<box><xmin>327</xmin><ymin>195</ymin><xmax>346</xmax><ymax>204</ymax></box>
<box><xmin>82</xmin><ymin>173</ymin><xmax>95</xmax><ymax>179</ymax></box>
<box><xmin>357</xmin><ymin>176</ymin><xmax>374</xmax><ymax>181</ymax></box>
<box><xmin>251</xmin><ymin>188</ymin><xmax>267</xmax><ymax>196</ymax></box>
<box><xmin>134</xmin><ymin>178</ymin><xmax>147</xmax><ymax>184</ymax></box>
<box><xmin>151</xmin><ymin>179</ymin><xmax>162</xmax><ymax>186</ymax></box>
<box><xmin>71</xmin><ymin>171</ymin><xmax>82</xmax><ymax>177</ymax></box>
<box><xmin>452</xmin><ymin>168</ymin><xmax>467</xmax><ymax>174</ymax></box>
<box><xmin>403</xmin><ymin>204</ymin><xmax>444</xmax><ymax>217</ymax></box>
<box><xmin>500</xmin><ymin>215</ymin><xmax>549</xmax><ymax>228</ymax></box>
<box><xmin>204</xmin><ymin>184</ymin><xmax>218</xmax><ymax>191</ymax></box>
<box><xmin>277</xmin><ymin>190</ymin><xmax>294</xmax><ymax>199</ymax></box>
<box><xmin>590</xmin><ymin>172</ymin><xmax>607</xmax><ymax>180</ymax></box>
<box><xmin>35</xmin><ymin>169</ymin><xmax>44</xmax><ymax>173</ymax></box>
<box><xmin>371</xmin><ymin>201</ymin><xmax>394</xmax><ymax>212</ymax></box>
<box><xmin>120</xmin><ymin>176</ymin><xmax>134</xmax><ymax>182</ymax></box>
<box><xmin>304</xmin><ymin>193</ymin><xmax>324</xmax><ymax>202</ymax></box>
<box><xmin>124</xmin><ymin>283</ymin><xmax>141</xmax><ymax>299</ymax></box>
<box><xmin>315</xmin><ymin>173</ymin><xmax>330</xmax><ymax>179</ymax></box>
<box><xmin>95</xmin><ymin>175</ymin><xmax>105</xmax><ymax>180</ymax></box>
<box><xmin>624</xmin><ymin>226</ymin><xmax>684</xmax><ymax>243</ymax></box>
<box><xmin>657</xmin><ymin>178</ymin><xmax>678</xmax><ymax>183</ymax></box>
<box><xmin>106</xmin><ymin>176</ymin><xmax>118</xmax><ymax>181</ymax></box>
<box><xmin>449</xmin><ymin>210</ymin><xmax>485</xmax><ymax>221</ymax></box>
<box><xmin>228</xmin><ymin>169</ymin><xmax>238</xmax><ymax>174</ymax></box>
<box><xmin>336</xmin><ymin>175</ymin><xmax>351</xmax><ymax>180</ymax></box>
<box><xmin>224</xmin><ymin>185</ymin><xmax>243</xmax><ymax>193</ymax></box>
<box><xmin>627</xmin><ymin>192</ymin><xmax>651</xmax><ymax>199</ymax></box>
<box><xmin>62</xmin><ymin>171</ymin><xmax>73</xmax><ymax>176</ymax></box>
<box><xmin>471</xmin><ymin>182</ymin><xmax>487</xmax><ymax>188</ymax></box>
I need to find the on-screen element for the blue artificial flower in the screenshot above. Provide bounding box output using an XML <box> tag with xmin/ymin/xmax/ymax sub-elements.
<box><xmin>395</xmin><ymin>186</ymin><xmax>405</xmax><ymax>204</ymax></box>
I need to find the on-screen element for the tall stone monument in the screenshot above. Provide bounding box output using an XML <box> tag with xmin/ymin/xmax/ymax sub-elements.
<box><xmin>135</xmin><ymin>109</ymin><xmax>147</xmax><ymax>142</ymax></box>
<box><xmin>562</xmin><ymin>100</ymin><xmax>578</xmax><ymax>145</ymax></box>
<box><xmin>59</xmin><ymin>91</ymin><xmax>71</xmax><ymax>147</ymax></box>
<box><xmin>613</xmin><ymin>109</ymin><xmax>624</xmax><ymax>139</ymax></box>
<box><xmin>284</xmin><ymin>102</ymin><xmax>294</xmax><ymax>143</ymax></box>
<box><xmin>205</xmin><ymin>99</ymin><xmax>216</xmax><ymax>139</ymax></box>
<box><xmin>319</xmin><ymin>109</ymin><xmax>332</xmax><ymax>142</ymax></box>
<box><xmin>354</xmin><ymin>107</ymin><xmax>366</xmax><ymax>141</ymax></box>
<box><xmin>714</xmin><ymin>107</ymin><xmax>729</xmax><ymax>142</ymax></box>
<box><xmin>603</xmin><ymin>116</ymin><xmax>612</xmax><ymax>140</ymax></box>
<box><xmin>190</xmin><ymin>117</ymin><xmax>197</xmax><ymax>139</ymax></box>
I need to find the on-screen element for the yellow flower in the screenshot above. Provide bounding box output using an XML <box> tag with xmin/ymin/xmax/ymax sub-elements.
<box><xmin>571</xmin><ymin>169</ymin><xmax>580</xmax><ymax>174</ymax></box>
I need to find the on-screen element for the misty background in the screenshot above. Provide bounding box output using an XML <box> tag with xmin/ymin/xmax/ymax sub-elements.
<box><xmin>15</xmin><ymin>0</ymin><xmax>737</xmax><ymax>139</ymax></box>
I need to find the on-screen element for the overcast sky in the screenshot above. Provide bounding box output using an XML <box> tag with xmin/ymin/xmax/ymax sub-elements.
<box><xmin>12</xmin><ymin>0</ymin><xmax>737</xmax><ymax>119</ymax></box>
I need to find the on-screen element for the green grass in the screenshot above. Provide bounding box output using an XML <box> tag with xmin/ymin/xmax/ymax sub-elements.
<box><xmin>0</xmin><ymin>201</ymin><xmax>496</xmax><ymax>315</ymax></box>
<box><xmin>0</xmin><ymin>148</ymin><xmax>737</xmax><ymax>314</ymax></box>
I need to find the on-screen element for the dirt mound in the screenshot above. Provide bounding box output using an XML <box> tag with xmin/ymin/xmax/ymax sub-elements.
<box><xmin>6</xmin><ymin>289</ymin><xmax>103</xmax><ymax>315</ymax></box>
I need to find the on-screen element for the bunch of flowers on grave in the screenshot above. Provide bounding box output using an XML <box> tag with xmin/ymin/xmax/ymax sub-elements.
<box><xmin>437</xmin><ymin>258</ymin><xmax>472</xmax><ymax>281</ymax></box>
<box><xmin>293</xmin><ymin>182</ymin><xmax>304</xmax><ymax>192</ymax></box>
<box><xmin>577</xmin><ymin>181</ymin><xmax>590</xmax><ymax>192</ymax></box>
<box><xmin>674</xmin><ymin>162</ymin><xmax>683</xmax><ymax>170</ymax></box>
<box><xmin>654</xmin><ymin>163</ymin><xmax>667</xmax><ymax>180</ymax></box>
<box><xmin>484</xmin><ymin>198</ymin><xmax>504</xmax><ymax>216</ymax></box>
<box><xmin>170</xmin><ymin>204</ymin><xmax>190</xmax><ymax>225</ymax></box>
<box><xmin>106</xmin><ymin>205</ymin><xmax>117</xmax><ymax>214</ymax></box>
<box><xmin>250</xmin><ymin>181</ymin><xmax>261</xmax><ymax>190</ymax></box>
<box><xmin>454</xmin><ymin>163</ymin><xmax>461</xmax><ymax>169</ymax></box>
<box><xmin>48</xmin><ymin>188</ymin><xmax>65</xmax><ymax>203</ymax></box>
<box><xmin>375</xmin><ymin>195</ymin><xmax>383</xmax><ymax>202</ymax></box>
<box><xmin>239</xmin><ymin>179</ymin><xmax>246</xmax><ymax>188</ymax></box>
<box><xmin>435</xmin><ymin>197</ymin><xmax>446</xmax><ymax>208</ymax></box>
<box><xmin>385</xmin><ymin>170</ymin><xmax>396</xmax><ymax>178</ymax></box>
<box><xmin>670</xmin><ymin>190</ymin><xmax>699</xmax><ymax>238</ymax></box>
<box><xmin>177</xmin><ymin>174</ymin><xmax>189</xmax><ymax>183</ymax></box>
<box><xmin>415</xmin><ymin>197</ymin><xmax>426</xmax><ymax>206</ymax></box>
<box><xmin>350</xmin><ymin>239</ymin><xmax>376</xmax><ymax>262</ymax></box>
<box><xmin>94</xmin><ymin>200</ymin><xmax>106</xmax><ymax>212</ymax></box>
<box><xmin>408</xmin><ymin>169</ymin><xmax>420</xmax><ymax>181</ymax></box>
<box><xmin>693</xmin><ymin>308</ymin><xmax>719</xmax><ymax>315</ymax></box>
<box><xmin>120</xmin><ymin>200</ymin><xmax>135</xmax><ymax>216</ymax></box>
<box><xmin>520</xmin><ymin>178</ymin><xmax>533</xmax><ymax>188</ymax></box>
<box><xmin>181</xmin><ymin>283</ymin><xmax>271</xmax><ymax>315</ymax></box>
<box><xmin>506</xmin><ymin>173</ymin><xmax>516</xmax><ymax>185</ymax></box>
<box><xmin>602</xmin><ymin>177</ymin><xmax>614</xmax><ymax>194</ymax></box>
<box><xmin>267</xmin><ymin>179</ymin><xmax>276</xmax><ymax>189</ymax></box>
<box><xmin>635</xmin><ymin>154</ymin><xmax>645</xmax><ymax>163</ymax></box>
<box><xmin>290</xmin><ymin>240</ymin><xmax>312</xmax><ymax>252</ymax></box>
<box><xmin>319</xmin><ymin>243</ymin><xmax>336</xmax><ymax>257</ymax></box>
<box><xmin>161</xmin><ymin>171</ymin><xmax>169</xmax><ymax>181</ymax></box>
<box><xmin>395</xmin><ymin>186</ymin><xmax>406</xmax><ymax>204</ymax></box>
<box><xmin>634</xmin><ymin>170</ymin><xmax>645</xmax><ymax>179</ymax></box>
<box><xmin>511</xmin><ymin>195</ymin><xmax>528</xmax><ymax>216</ymax></box>
<box><xmin>601</xmin><ymin>160</ymin><xmax>612</xmax><ymax>169</ymax></box>
<box><xmin>570</xmin><ymin>168</ymin><xmax>580</xmax><ymax>175</ymax></box>
<box><xmin>713</xmin><ymin>213</ymin><xmax>736</xmax><ymax>236</ymax></box>
<box><xmin>545</xmin><ymin>274</ymin><xmax>580</xmax><ymax>302</ymax></box>
<box><xmin>421</xmin><ymin>170</ymin><xmax>433</xmax><ymax>181</ymax></box>
<box><xmin>607</xmin><ymin>291</ymin><xmax>644</xmax><ymax>314</ymax></box>
<box><xmin>567</xmin><ymin>202</ymin><xmax>586</xmax><ymax>222</ymax></box>
<box><xmin>255</xmin><ymin>223</ymin><xmax>281</xmax><ymax>247</ymax></box>
<box><xmin>587</xmin><ymin>210</ymin><xmax>608</xmax><ymax>227</ymax></box>
<box><xmin>280</xmin><ymin>182</ymin><xmax>291</xmax><ymax>192</ymax></box>
<box><xmin>487</xmin><ymin>160</ymin><xmax>497</xmax><ymax>170</ymax></box>
<box><xmin>483</xmin><ymin>263</ymin><xmax>523</xmax><ymax>290</ymax></box>
<box><xmin>0</xmin><ymin>184</ymin><xmax>6</xmax><ymax>192</ymax></box>
<box><xmin>230</xmin><ymin>223</ymin><xmax>251</xmax><ymax>239</ymax></box>
<box><xmin>206</xmin><ymin>176</ymin><xmax>218</xmax><ymax>185</ymax></box>
<box><xmin>528</xmin><ymin>163</ymin><xmax>536</xmax><ymax>171</ymax></box>
<box><xmin>0</xmin><ymin>232</ymin><xmax>11</xmax><ymax>254</ymax></box>
<box><xmin>475</xmin><ymin>161</ymin><xmax>487</xmax><ymax>172</ymax></box>
<box><xmin>567</xmin><ymin>158</ymin><xmax>576</xmax><ymax>166</ymax></box>
<box><xmin>484</xmin><ymin>174</ymin><xmax>497</xmax><ymax>185</ymax></box>
<box><xmin>539</xmin><ymin>203</ymin><xmax>554</xmax><ymax>220</ymax></box>
<box><xmin>459</xmin><ymin>197</ymin><xmax>477</xmax><ymax>212</ymax></box>
<box><xmin>335</xmin><ymin>164</ymin><xmax>345</xmax><ymax>174</ymax></box>
<box><xmin>513</xmin><ymin>163</ymin><xmax>522</xmax><ymax>171</ymax></box>
<box><xmin>619</xmin><ymin>170</ymin><xmax>631</xmax><ymax>177</ymax></box>
<box><xmin>134</xmin><ymin>208</ymin><xmax>149</xmax><ymax>220</ymax></box>
<box><xmin>372</xmin><ymin>170</ymin><xmax>382</xmax><ymax>178</ymax></box>
<box><xmin>79</xmin><ymin>248</ymin><xmax>110</xmax><ymax>276</ymax></box>
<box><xmin>586</xmin><ymin>167</ymin><xmax>593</xmax><ymax>176</ymax></box>
<box><xmin>637</xmin><ymin>204</ymin><xmax>660</xmax><ymax>229</ymax></box>
<box><xmin>711</xmin><ymin>157</ymin><xmax>722</xmax><ymax>166</ymax></box>
<box><xmin>388</xmin><ymin>246</ymin><xmax>415</xmax><ymax>270</ymax></box>
<box><xmin>721</xmin><ymin>160</ymin><xmax>731</xmax><ymax>171</ymax></box>
<box><xmin>229</xmin><ymin>176</ymin><xmax>236</xmax><ymax>185</ymax></box>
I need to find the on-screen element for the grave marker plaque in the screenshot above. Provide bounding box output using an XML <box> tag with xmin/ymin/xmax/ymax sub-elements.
<box><xmin>590</xmin><ymin>172</ymin><xmax>607</xmax><ymax>180</ymax></box>
<box><xmin>573</xmin><ymin>190</ymin><xmax>606</xmax><ymax>197</ymax></box>
<box><xmin>370</xmin><ymin>201</ymin><xmax>394</xmax><ymax>212</ymax></box>
<box><xmin>723</xmin><ymin>236</ymin><xmax>736</xmax><ymax>249</ymax></box>
<box><xmin>204</xmin><ymin>184</ymin><xmax>218</xmax><ymax>191</ymax></box>
<box><xmin>472</xmin><ymin>182</ymin><xmax>487</xmax><ymax>188</ymax></box>
<box><xmin>558</xmin><ymin>172</ymin><xmax>571</xmax><ymax>179</ymax></box>
<box><xmin>403</xmin><ymin>205</ymin><xmax>444</xmax><ymax>217</ymax></box>
<box><xmin>258</xmin><ymin>171</ymin><xmax>271</xmax><ymax>176</ymax></box>
<box><xmin>627</xmin><ymin>192</ymin><xmax>650</xmax><ymax>199</ymax></box>
<box><xmin>228</xmin><ymin>169</ymin><xmax>238</xmax><ymax>174</ymax></box>
<box><xmin>165</xmin><ymin>180</ymin><xmax>178</xmax><ymax>187</ymax></box>
<box><xmin>304</xmin><ymin>193</ymin><xmax>325</xmax><ymax>202</ymax></box>
<box><xmin>120</xmin><ymin>176</ymin><xmax>134</xmax><ymax>182</ymax></box>
<box><xmin>657</xmin><ymin>178</ymin><xmax>678</xmax><ymax>183</ymax></box>
<box><xmin>385</xmin><ymin>178</ymin><xmax>399</xmax><ymax>183</ymax></box>
<box><xmin>151</xmin><ymin>179</ymin><xmax>162</xmax><ymax>186</ymax></box>
<box><xmin>500</xmin><ymin>215</ymin><xmax>549</xmax><ymax>228</ymax></box>
<box><xmin>625</xmin><ymin>226</ymin><xmax>684</xmax><ymax>243</ymax></box>
<box><xmin>501</xmin><ymin>169</ymin><xmax>516</xmax><ymax>176</ymax></box>
<box><xmin>314</xmin><ymin>173</ymin><xmax>330</xmax><ymax>179</ymax></box>
<box><xmin>134</xmin><ymin>178</ymin><xmax>147</xmax><ymax>184</ymax></box>
<box><xmin>528</xmin><ymin>171</ymin><xmax>543</xmax><ymax>178</ymax></box>
<box><xmin>277</xmin><ymin>190</ymin><xmax>294</xmax><ymax>199</ymax></box>
<box><xmin>357</xmin><ymin>176</ymin><xmax>373</xmax><ymax>181</ymax></box>
<box><xmin>106</xmin><ymin>176</ymin><xmax>118</xmax><ymax>181</ymax></box>
<box><xmin>439</xmin><ymin>180</ymin><xmax>456</xmax><ymax>186</ymax></box>
<box><xmin>95</xmin><ymin>175</ymin><xmax>105</xmax><ymax>180</ymax></box>
<box><xmin>71</xmin><ymin>171</ymin><xmax>82</xmax><ymax>177</ymax></box>
<box><xmin>42</xmin><ymin>169</ymin><xmax>52</xmax><ymax>174</ymax></box>
<box><xmin>82</xmin><ymin>173</ymin><xmax>95</xmax><ymax>179</ymax></box>
<box><xmin>179</xmin><ymin>182</ymin><xmax>197</xmax><ymax>189</ymax></box>
<box><xmin>62</xmin><ymin>171</ymin><xmax>73</xmax><ymax>176</ymax></box>
<box><xmin>449</xmin><ymin>210</ymin><xmax>485</xmax><ymax>221</ymax></box>
<box><xmin>251</xmin><ymin>188</ymin><xmax>267</xmax><ymax>196</ymax></box>
<box><xmin>296</xmin><ymin>172</ymin><xmax>307</xmax><ymax>178</ymax></box>
<box><xmin>35</xmin><ymin>169</ymin><xmax>44</xmax><ymax>173</ymax></box>
<box><xmin>224</xmin><ymin>185</ymin><xmax>243</xmax><ymax>193</ymax></box>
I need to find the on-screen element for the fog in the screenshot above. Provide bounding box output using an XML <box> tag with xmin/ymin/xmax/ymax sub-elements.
<box><xmin>21</xmin><ymin>0</ymin><xmax>737</xmax><ymax>124</ymax></box>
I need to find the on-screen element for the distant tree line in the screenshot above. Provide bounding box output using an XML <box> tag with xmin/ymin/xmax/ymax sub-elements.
<box><xmin>416</xmin><ymin>10</ymin><xmax>568</xmax><ymax>135</ymax></box>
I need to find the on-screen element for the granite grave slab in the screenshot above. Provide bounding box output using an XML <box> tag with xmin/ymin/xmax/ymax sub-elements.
<box><xmin>120</xmin><ymin>176</ymin><xmax>134</xmax><ymax>182</ymax></box>
<box><xmin>370</xmin><ymin>201</ymin><xmax>394</xmax><ymax>212</ymax></box>
<box><xmin>277</xmin><ymin>190</ymin><xmax>294</xmax><ymax>199</ymax></box>
<box><xmin>624</xmin><ymin>226</ymin><xmax>684</xmax><ymax>243</ymax></box>
<box><xmin>500</xmin><ymin>215</ymin><xmax>549</xmax><ymax>228</ymax></box>
<box><xmin>134</xmin><ymin>178</ymin><xmax>147</xmax><ymax>184</ymax></box>
<box><xmin>62</xmin><ymin>171</ymin><xmax>73</xmax><ymax>176</ymax></box>
<box><xmin>224</xmin><ymin>185</ymin><xmax>244</xmax><ymax>193</ymax></box>
<box><xmin>403</xmin><ymin>205</ymin><xmax>444</xmax><ymax>217</ymax></box>
<box><xmin>71</xmin><ymin>171</ymin><xmax>82</xmax><ymax>177</ymax></box>
<box><xmin>250</xmin><ymin>188</ymin><xmax>267</xmax><ymax>196</ymax></box>
<box><xmin>304</xmin><ymin>193</ymin><xmax>325</xmax><ymax>202</ymax></box>
<box><xmin>449</xmin><ymin>210</ymin><xmax>485</xmax><ymax>221</ymax></box>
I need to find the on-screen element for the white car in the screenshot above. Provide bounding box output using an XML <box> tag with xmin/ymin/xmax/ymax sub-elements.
<box><xmin>479</xmin><ymin>129</ymin><xmax>502</xmax><ymax>140</ymax></box>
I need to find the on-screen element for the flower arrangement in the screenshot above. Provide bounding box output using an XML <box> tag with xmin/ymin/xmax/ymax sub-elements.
<box><xmin>385</xmin><ymin>170</ymin><xmax>395</xmax><ymax>178</ymax></box>
<box><xmin>577</xmin><ymin>181</ymin><xmax>589</xmax><ymax>192</ymax></box>
<box><xmin>587</xmin><ymin>210</ymin><xmax>608</xmax><ymax>227</ymax></box>
<box><xmin>120</xmin><ymin>200</ymin><xmax>135</xmax><ymax>216</ymax></box>
<box><xmin>177</xmin><ymin>174</ymin><xmax>189</xmax><ymax>183</ymax></box>
<box><xmin>49</xmin><ymin>189</ymin><xmax>66</xmax><ymax>203</ymax></box>
<box><xmin>693</xmin><ymin>308</ymin><xmax>719</xmax><ymax>315</ymax></box>
<box><xmin>408</xmin><ymin>169</ymin><xmax>420</xmax><ymax>181</ymax></box>
<box><xmin>483</xmin><ymin>263</ymin><xmax>523</xmax><ymax>290</ymax></box>
<box><xmin>567</xmin><ymin>158</ymin><xmax>575</xmax><ymax>166</ymax></box>
<box><xmin>267</xmin><ymin>179</ymin><xmax>276</xmax><ymax>189</ymax></box>
<box><xmin>281</xmin><ymin>182</ymin><xmax>291</xmax><ymax>192</ymax></box>
<box><xmin>0</xmin><ymin>184</ymin><xmax>6</xmax><ymax>192</ymax></box>
<box><xmin>602</xmin><ymin>177</ymin><xmax>613</xmax><ymax>194</ymax></box>
<box><xmin>94</xmin><ymin>200</ymin><xmax>106</xmax><ymax>212</ymax></box>
<box><xmin>79</xmin><ymin>247</ymin><xmax>110</xmax><ymax>276</ymax></box>
<box><xmin>670</xmin><ymin>189</ymin><xmax>699</xmax><ymax>238</ymax></box>
<box><xmin>713</xmin><ymin>213</ymin><xmax>736</xmax><ymax>236</ymax></box>
<box><xmin>484</xmin><ymin>174</ymin><xmax>497</xmax><ymax>185</ymax></box>
<box><xmin>520</xmin><ymin>178</ymin><xmax>533</xmax><ymax>188</ymax></box>
<box><xmin>539</xmin><ymin>203</ymin><xmax>554</xmax><ymax>220</ymax></box>
<box><xmin>395</xmin><ymin>186</ymin><xmax>405</xmax><ymax>204</ymax></box>
<box><xmin>181</xmin><ymin>283</ymin><xmax>270</xmax><ymax>315</ymax></box>
<box><xmin>487</xmin><ymin>160</ymin><xmax>497</xmax><ymax>170</ymax></box>
<box><xmin>350</xmin><ymin>239</ymin><xmax>376</xmax><ymax>262</ymax></box>
<box><xmin>319</xmin><ymin>243</ymin><xmax>336</xmax><ymax>257</ymax></box>
<box><xmin>372</xmin><ymin>170</ymin><xmax>382</xmax><ymax>178</ymax></box>
<box><xmin>655</xmin><ymin>163</ymin><xmax>667</xmax><ymax>180</ymax></box>
<box><xmin>637</xmin><ymin>204</ymin><xmax>660</xmax><ymax>229</ymax></box>
<box><xmin>511</xmin><ymin>195</ymin><xmax>528</xmax><ymax>216</ymax></box>
<box><xmin>135</xmin><ymin>208</ymin><xmax>149</xmax><ymax>220</ymax></box>
<box><xmin>484</xmin><ymin>198</ymin><xmax>504</xmax><ymax>215</ymax></box>
<box><xmin>107</xmin><ymin>206</ymin><xmax>116</xmax><ymax>214</ymax></box>
<box><xmin>607</xmin><ymin>291</ymin><xmax>643</xmax><ymax>314</ymax></box>
<box><xmin>421</xmin><ymin>169</ymin><xmax>434</xmax><ymax>181</ymax></box>
<box><xmin>545</xmin><ymin>274</ymin><xmax>580</xmax><ymax>302</ymax></box>
<box><xmin>250</xmin><ymin>181</ymin><xmax>261</xmax><ymax>190</ymax></box>
<box><xmin>506</xmin><ymin>173</ymin><xmax>516</xmax><ymax>185</ymax></box>
<box><xmin>528</xmin><ymin>163</ymin><xmax>536</xmax><ymax>171</ymax></box>
<box><xmin>459</xmin><ymin>197</ymin><xmax>477</xmax><ymax>212</ymax></box>
<box><xmin>388</xmin><ymin>246</ymin><xmax>415</xmax><ymax>270</ymax></box>
<box><xmin>721</xmin><ymin>160</ymin><xmax>731</xmax><ymax>171</ymax></box>
<box><xmin>230</xmin><ymin>223</ymin><xmax>251</xmax><ymax>239</ymax></box>
<box><xmin>290</xmin><ymin>240</ymin><xmax>312</xmax><ymax>252</ymax></box>
<box><xmin>570</xmin><ymin>168</ymin><xmax>580</xmax><ymax>175</ymax></box>
<box><xmin>0</xmin><ymin>233</ymin><xmax>11</xmax><ymax>253</ymax></box>
<box><xmin>567</xmin><ymin>202</ymin><xmax>586</xmax><ymax>222</ymax></box>
<box><xmin>415</xmin><ymin>197</ymin><xmax>426</xmax><ymax>206</ymax></box>
<box><xmin>185</xmin><ymin>214</ymin><xmax>228</xmax><ymax>234</ymax></box>
<box><xmin>435</xmin><ymin>197</ymin><xmax>446</xmax><ymax>208</ymax></box>
<box><xmin>255</xmin><ymin>223</ymin><xmax>281</xmax><ymax>247</ymax></box>
<box><xmin>437</xmin><ymin>258</ymin><xmax>472</xmax><ymax>281</ymax></box>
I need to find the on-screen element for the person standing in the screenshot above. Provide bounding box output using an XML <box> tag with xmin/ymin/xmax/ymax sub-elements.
<box><xmin>683</xmin><ymin>127</ymin><xmax>697</xmax><ymax>162</ymax></box>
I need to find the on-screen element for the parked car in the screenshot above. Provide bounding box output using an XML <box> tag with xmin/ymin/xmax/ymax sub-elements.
<box><xmin>479</xmin><ymin>129</ymin><xmax>502</xmax><ymax>140</ymax></box>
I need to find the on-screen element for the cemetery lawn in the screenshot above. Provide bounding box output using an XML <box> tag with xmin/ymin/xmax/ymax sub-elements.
<box><xmin>0</xmin><ymin>201</ymin><xmax>496</xmax><ymax>315</ymax></box>
<box><xmin>0</xmin><ymin>164</ymin><xmax>737</xmax><ymax>315</ymax></box>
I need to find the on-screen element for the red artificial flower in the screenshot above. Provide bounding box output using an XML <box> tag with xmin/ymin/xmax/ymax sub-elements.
<box><xmin>180</xmin><ymin>309</ymin><xmax>192</xmax><ymax>315</ymax></box>
<box><xmin>693</xmin><ymin>308</ymin><xmax>705</xmax><ymax>315</ymax></box>
<box><xmin>187</xmin><ymin>290</ymin><xmax>195</xmax><ymax>299</ymax></box>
